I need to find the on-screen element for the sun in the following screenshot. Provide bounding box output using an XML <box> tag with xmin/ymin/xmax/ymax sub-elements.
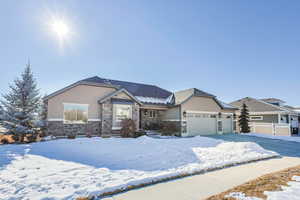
<box><xmin>51</xmin><ymin>20</ymin><xmax>69</xmax><ymax>39</ymax></box>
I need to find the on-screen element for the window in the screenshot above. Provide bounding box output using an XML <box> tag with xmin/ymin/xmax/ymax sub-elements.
<box><xmin>149</xmin><ymin>110</ymin><xmax>157</xmax><ymax>118</ymax></box>
<box><xmin>250</xmin><ymin>116</ymin><xmax>263</xmax><ymax>120</ymax></box>
<box><xmin>64</xmin><ymin>103</ymin><xmax>88</xmax><ymax>124</ymax></box>
<box><xmin>113</xmin><ymin>104</ymin><xmax>132</xmax><ymax>128</ymax></box>
<box><xmin>217</xmin><ymin>120</ymin><xmax>223</xmax><ymax>132</ymax></box>
<box><xmin>233</xmin><ymin>121</ymin><xmax>237</xmax><ymax>131</ymax></box>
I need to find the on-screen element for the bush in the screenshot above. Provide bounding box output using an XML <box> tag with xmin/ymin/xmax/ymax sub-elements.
<box><xmin>67</xmin><ymin>134</ymin><xmax>76</xmax><ymax>139</ymax></box>
<box><xmin>11</xmin><ymin>134</ymin><xmax>20</xmax><ymax>142</ymax></box>
<box><xmin>161</xmin><ymin>122</ymin><xmax>179</xmax><ymax>136</ymax></box>
<box><xmin>145</xmin><ymin>122</ymin><xmax>162</xmax><ymax>130</ymax></box>
<box><xmin>120</xmin><ymin>119</ymin><xmax>136</xmax><ymax>138</ymax></box>
<box><xmin>26</xmin><ymin>134</ymin><xmax>38</xmax><ymax>143</ymax></box>
<box><xmin>0</xmin><ymin>138</ymin><xmax>9</xmax><ymax>144</ymax></box>
<box><xmin>134</xmin><ymin>131</ymin><xmax>146</xmax><ymax>138</ymax></box>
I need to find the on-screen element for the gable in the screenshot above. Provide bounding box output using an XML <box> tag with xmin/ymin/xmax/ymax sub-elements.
<box><xmin>230</xmin><ymin>98</ymin><xmax>282</xmax><ymax>112</ymax></box>
<box><xmin>47</xmin><ymin>84</ymin><xmax>116</xmax><ymax>119</ymax></box>
<box><xmin>181</xmin><ymin>96</ymin><xmax>222</xmax><ymax>112</ymax></box>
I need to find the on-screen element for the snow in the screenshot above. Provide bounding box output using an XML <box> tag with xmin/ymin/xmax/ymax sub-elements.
<box><xmin>227</xmin><ymin>176</ymin><xmax>300</xmax><ymax>200</ymax></box>
<box><xmin>264</xmin><ymin>176</ymin><xmax>300</xmax><ymax>200</ymax></box>
<box><xmin>244</xmin><ymin>133</ymin><xmax>300</xmax><ymax>143</ymax></box>
<box><xmin>216</xmin><ymin>99</ymin><xmax>237</xmax><ymax>109</ymax></box>
<box><xmin>226</xmin><ymin>192</ymin><xmax>262</xmax><ymax>200</ymax></box>
<box><xmin>135</xmin><ymin>96</ymin><xmax>171</xmax><ymax>104</ymax></box>
<box><xmin>0</xmin><ymin>136</ymin><xmax>277</xmax><ymax>200</ymax></box>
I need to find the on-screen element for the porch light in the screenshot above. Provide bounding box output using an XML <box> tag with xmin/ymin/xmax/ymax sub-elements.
<box><xmin>183</xmin><ymin>111</ymin><xmax>187</xmax><ymax>118</ymax></box>
<box><xmin>218</xmin><ymin>112</ymin><xmax>222</xmax><ymax>118</ymax></box>
<box><xmin>233</xmin><ymin>113</ymin><xmax>236</xmax><ymax>119</ymax></box>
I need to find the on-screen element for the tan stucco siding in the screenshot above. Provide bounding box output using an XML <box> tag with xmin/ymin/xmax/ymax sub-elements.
<box><xmin>113</xmin><ymin>92</ymin><xmax>132</xmax><ymax>100</ymax></box>
<box><xmin>251</xmin><ymin>126</ymin><xmax>273</xmax><ymax>134</ymax></box>
<box><xmin>47</xmin><ymin>85</ymin><xmax>116</xmax><ymax>119</ymax></box>
<box><xmin>161</xmin><ymin>106</ymin><xmax>180</xmax><ymax>120</ymax></box>
<box><xmin>276</xmin><ymin>127</ymin><xmax>291</xmax><ymax>136</ymax></box>
<box><xmin>250</xmin><ymin>114</ymin><xmax>279</xmax><ymax>123</ymax></box>
<box><xmin>181</xmin><ymin>96</ymin><xmax>221</xmax><ymax>115</ymax></box>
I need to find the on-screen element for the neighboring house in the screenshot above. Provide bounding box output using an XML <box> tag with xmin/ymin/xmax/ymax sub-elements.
<box><xmin>230</xmin><ymin>97</ymin><xmax>300</xmax><ymax>136</ymax></box>
<box><xmin>44</xmin><ymin>76</ymin><xmax>237</xmax><ymax>137</ymax></box>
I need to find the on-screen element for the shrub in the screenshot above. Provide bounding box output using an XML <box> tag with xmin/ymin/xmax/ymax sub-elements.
<box><xmin>86</xmin><ymin>133</ymin><xmax>92</xmax><ymax>138</ymax></box>
<box><xmin>161</xmin><ymin>122</ymin><xmax>179</xmax><ymax>136</ymax></box>
<box><xmin>26</xmin><ymin>134</ymin><xmax>38</xmax><ymax>143</ymax></box>
<box><xmin>67</xmin><ymin>134</ymin><xmax>76</xmax><ymax>139</ymax></box>
<box><xmin>145</xmin><ymin>122</ymin><xmax>162</xmax><ymax>130</ymax></box>
<box><xmin>1</xmin><ymin>138</ymin><xmax>9</xmax><ymax>144</ymax></box>
<box><xmin>134</xmin><ymin>131</ymin><xmax>146</xmax><ymax>138</ymax></box>
<box><xmin>120</xmin><ymin>119</ymin><xmax>136</xmax><ymax>138</ymax></box>
<box><xmin>11</xmin><ymin>134</ymin><xmax>20</xmax><ymax>142</ymax></box>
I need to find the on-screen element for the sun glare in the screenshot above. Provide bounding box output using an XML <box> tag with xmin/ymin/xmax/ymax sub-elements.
<box><xmin>51</xmin><ymin>20</ymin><xmax>69</xmax><ymax>39</ymax></box>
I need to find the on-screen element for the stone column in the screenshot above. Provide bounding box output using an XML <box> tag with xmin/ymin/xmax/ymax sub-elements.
<box><xmin>101</xmin><ymin>99</ymin><xmax>113</xmax><ymax>136</ymax></box>
<box><xmin>132</xmin><ymin>103</ymin><xmax>140</xmax><ymax>131</ymax></box>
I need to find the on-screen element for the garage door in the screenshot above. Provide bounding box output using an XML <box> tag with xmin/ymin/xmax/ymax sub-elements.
<box><xmin>186</xmin><ymin>113</ymin><xmax>233</xmax><ymax>136</ymax></box>
<box><xmin>186</xmin><ymin>113</ymin><xmax>217</xmax><ymax>136</ymax></box>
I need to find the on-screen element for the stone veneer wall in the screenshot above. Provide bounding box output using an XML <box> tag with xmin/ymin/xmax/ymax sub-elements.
<box><xmin>132</xmin><ymin>103</ymin><xmax>140</xmax><ymax>130</ymax></box>
<box><xmin>101</xmin><ymin>99</ymin><xmax>113</xmax><ymax>136</ymax></box>
<box><xmin>101</xmin><ymin>99</ymin><xmax>140</xmax><ymax>136</ymax></box>
<box><xmin>48</xmin><ymin>121</ymin><xmax>101</xmax><ymax>136</ymax></box>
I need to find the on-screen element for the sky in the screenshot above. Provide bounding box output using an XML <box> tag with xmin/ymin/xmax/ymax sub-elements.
<box><xmin>0</xmin><ymin>0</ymin><xmax>299</xmax><ymax>106</ymax></box>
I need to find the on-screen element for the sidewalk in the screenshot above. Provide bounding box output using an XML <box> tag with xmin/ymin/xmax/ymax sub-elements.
<box><xmin>103</xmin><ymin>157</ymin><xmax>300</xmax><ymax>200</ymax></box>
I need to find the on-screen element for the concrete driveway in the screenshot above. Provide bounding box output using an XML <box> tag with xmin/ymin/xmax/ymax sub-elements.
<box><xmin>208</xmin><ymin>134</ymin><xmax>300</xmax><ymax>157</ymax></box>
<box><xmin>103</xmin><ymin>134</ymin><xmax>300</xmax><ymax>200</ymax></box>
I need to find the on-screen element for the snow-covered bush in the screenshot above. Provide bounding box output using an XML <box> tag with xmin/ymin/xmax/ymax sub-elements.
<box><xmin>1</xmin><ymin>63</ymin><xmax>41</xmax><ymax>143</ymax></box>
<box><xmin>120</xmin><ymin>119</ymin><xmax>136</xmax><ymax>138</ymax></box>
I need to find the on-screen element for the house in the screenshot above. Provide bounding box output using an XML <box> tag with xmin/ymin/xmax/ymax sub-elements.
<box><xmin>230</xmin><ymin>97</ymin><xmax>300</xmax><ymax>136</ymax></box>
<box><xmin>44</xmin><ymin>76</ymin><xmax>237</xmax><ymax>137</ymax></box>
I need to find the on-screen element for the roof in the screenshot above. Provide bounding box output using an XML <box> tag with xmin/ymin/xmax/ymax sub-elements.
<box><xmin>230</xmin><ymin>97</ymin><xmax>294</xmax><ymax>113</ymax></box>
<box><xmin>216</xmin><ymin>99</ymin><xmax>238</xmax><ymax>110</ymax></box>
<box><xmin>82</xmin><ymin>76</ymin><xmax>172</xmax><ymax>99</ymax></box>
<box><xmin>174</xmin><ymin>88</ymin><xmax>215</xmax><ymax>105</ymax></box>
<box><xmin>98</xmin><ymin>88</ymin><xmax>142</xmax><ymax>105</ymax></box>
<box><xmin>260</xmin><ymin>98</ymin><xmax>286</xmax><ymax>104</ymax></box>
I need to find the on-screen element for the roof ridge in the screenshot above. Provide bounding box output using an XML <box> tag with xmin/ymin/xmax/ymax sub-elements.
<box><xmin>84</xmin><ymin>76</ymin><xmax>171</xmax><ymax>92</ymax></box>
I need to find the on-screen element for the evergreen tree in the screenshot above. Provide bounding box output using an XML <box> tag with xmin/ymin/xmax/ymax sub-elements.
<box><xmin>36</xmin><ymin>96</ymin><xmax>48</xmax><ymax>135</ymax></box>
<box><xmin>1</xmin><ymin>62</ymin><xmax>40</xmax><ymax>142</ymax></box>
<box><xmin>239</xmin><ymin>103</ymin><xmax>250</xmax><ymax>133</ymax></box>
<box><xmin>0</xmin><ymin>104</ymin><xmax>3</xmax><ymax>123</ymax></box>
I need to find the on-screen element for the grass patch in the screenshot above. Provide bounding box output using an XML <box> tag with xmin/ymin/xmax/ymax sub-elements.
<box><xmin>206</xmin><ymin>165</ymin><xmax>300</xmax><ymax>200</ymax></box>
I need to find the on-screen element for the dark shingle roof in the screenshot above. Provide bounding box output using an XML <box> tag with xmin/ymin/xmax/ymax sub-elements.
<box><xmin>81</xmin><ymin>76</ymin><xmax>172</xmax><ymax>99</ymax></box>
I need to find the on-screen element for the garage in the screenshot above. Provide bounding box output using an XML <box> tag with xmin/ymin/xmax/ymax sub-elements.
<box><xmin>186</xmin><ymin>112</ymin><xmax>233</xmax><ymax>136</ymax></box>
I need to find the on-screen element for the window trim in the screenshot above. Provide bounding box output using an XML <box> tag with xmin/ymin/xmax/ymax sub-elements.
<box><xmin>63</xmin><ymin>103</ymin><xmax>89</xmax><ymax>124</ymax></box>
<box><xmin>250</xmin><ymin>116</ymin><xmax>264</xmax><ymax>121</ymax></box>
<box><xmin>149</xmin><ymin>110</ymin><xmax>156</xmax><ymax>118</ymax></box>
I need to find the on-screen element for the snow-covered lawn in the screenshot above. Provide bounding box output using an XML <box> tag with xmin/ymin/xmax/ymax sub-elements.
<box><xmin>0</xmin><ymin>136</ymin><xmax>278</xmax><ymax>200</ymax></box>
<box><xmin>227</xmin><ymin>176</ymin><xmax>300</xmax><ymax>200</ymax></box>
<box><xmin>244</xmin><ymin>133</ymin><xmax>300</xmax><ymax>143</ymax></box>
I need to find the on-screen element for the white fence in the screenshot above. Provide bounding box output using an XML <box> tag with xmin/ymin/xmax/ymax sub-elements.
<box><xmin>249</xmin><ymin>122</ymin><xmax>291</xmax><ymax>136</ymax></box>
